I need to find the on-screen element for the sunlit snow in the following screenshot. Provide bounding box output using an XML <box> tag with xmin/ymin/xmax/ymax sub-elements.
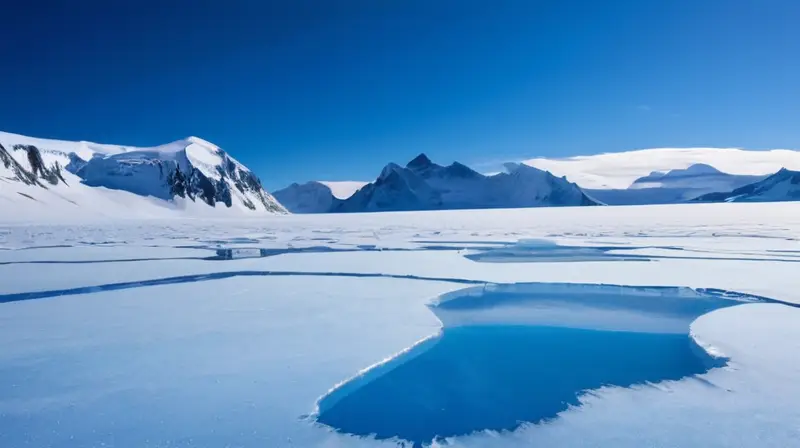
<box><xmin>1</xmin><ymin>203</ymin><xmax>799</xmax><ymax>447</ymax></box>
<box><xmin>523</xmin><ymin>147</ymin><xmax>800</xmax><ymax>189</ymax></box>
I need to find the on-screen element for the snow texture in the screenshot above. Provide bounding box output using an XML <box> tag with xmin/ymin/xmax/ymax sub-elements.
<box><xmin>0</xmin><ymin>202</ymin><xmax>799</xmax><ymax>447</ymax></box>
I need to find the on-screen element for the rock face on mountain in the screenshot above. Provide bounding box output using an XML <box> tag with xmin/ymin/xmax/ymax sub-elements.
<box><xmin>331</xmin><ymin>154</ymin><xmax>599</xmax><ymax>213</ymax></box>
<box><xmin>693</xmin><ymin>168</ymin><xmax>800</xmax><ymax>203</ymax></box>
<box><xmin>0</xmin><ymin>142</ymin><xmax>69</xmax><ymax>188</ymax></box>
<box><xmin>0</xmin><ymin>131</ymin><xmax>286</xmax><ymax>218</ymax></box>
<box><xmin>68</xmin><ymin>136</ymin><xmax>284</xmax><ymax>211</ymax></box>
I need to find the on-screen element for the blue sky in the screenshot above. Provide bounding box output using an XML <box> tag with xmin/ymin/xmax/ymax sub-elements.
<box><xmin>2</xmin><ymin>0</ymin><xmax>799</xmax><ymax>189</ymax></box>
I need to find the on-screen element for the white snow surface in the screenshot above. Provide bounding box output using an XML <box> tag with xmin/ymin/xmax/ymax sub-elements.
<box><xmin>523</xmin><ymin>147</ymin><xmax>800</xmax><ymax>189</ymax></box>
<box><xmin>318</xmin><ymin>180</ymin><xmax>368</xmax><ymax>199</ymax></box>
<box><xmin>1</xmin><ymin>203</ymin><xmax>799</xmax><ymax>447</ymax></box>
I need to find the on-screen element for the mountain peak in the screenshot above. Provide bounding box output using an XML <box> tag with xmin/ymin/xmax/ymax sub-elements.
<box><xmin>503</xmin><ymin>162</ymin><xmax>543</xmax><ymax>174</ymax></box>
<box><xmin>407</xmin><ymin>153</ymin><xmax>433</xmax><ymax>169</ymax></box>
<box><xmin>0</xmin><ymin>130</ymin><xmax>287</xmax><ymax>216</ymax></box>
<box><xmin>693</xmin><ymin>166</ymin><xmax>800</xmax><ymax>203</ymax></box>
<box><xmin>378</xmin><ymin>162</ymin><xmax>405</xmax><ymax>180</ymax></box>
<box><xmin>185</xmin><ymin>136</ymin><xmax>216</xmax><ymax>148</ymax></box>
<box><xmin>681</xmin><ymin>163</ymin><xmax>722</xmax><ymax>175</ymax></box>
<box><xmin>768</xmin><ymin>167</ymin><xmax>800</xmax><ymax>183</ymax></box>
<box><xmin>443</xmin><ymin>161</ymin><xmax>482</xmax><ymax>179</ymax></box>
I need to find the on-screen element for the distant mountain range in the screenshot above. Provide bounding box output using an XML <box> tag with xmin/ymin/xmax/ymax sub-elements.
<box><xmin>523</xmin><ymin>147</ymin><xmax>800</xmax><ymax>190</ymax></box>
<box><xmin>586</xmin><ymin>164</ymin><xmax>767</xmax><ymax>205</ymax></box>
<box><xmin>1</xmin><ymin>130</ymin><xmax>285</xmax><ymax>220</ymax></box>
<box><xmin>525</xmin><ymin>148</ymin><xmax>800</xmax><ymax>206</ymax></box>
<box><xmin>274</xmin><ymin>154</ymin><xmax>599</xmax><ymax>213</ymax></box>
<box><xmin>693</xmin><ymin>168</ymin><xmax>800</xmax><ymax>203</ymax></box>
<box><xmin>6</xmin><ymin>128</ymin><xmax>800</xmax><ymax>221</ymax></box>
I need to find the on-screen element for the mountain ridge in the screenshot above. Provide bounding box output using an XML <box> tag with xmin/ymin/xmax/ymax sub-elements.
<box><xmin>523</xmin><ymin>147</ymin><xmax>800</xmax><ymax>190</ymax></box>
<box><xmin>0</xmin><ymin>130</ymin><xmax>286</xmax><ymax>220</ymax></box>
<box><xmin>274</xmin><ymin>153</ymin><xmax>600</xmax><ymax>214</ymax></box>
<box><xmin>693</xmin><ymin>168</ymin><xmax>800</xmax><ymax>203</ymax></box>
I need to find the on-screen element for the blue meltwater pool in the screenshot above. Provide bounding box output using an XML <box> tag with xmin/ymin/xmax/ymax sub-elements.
<box><xmin>316</xmin><ymin>324</ymin><xmax>721</xmax><ymax>446</ymax></box>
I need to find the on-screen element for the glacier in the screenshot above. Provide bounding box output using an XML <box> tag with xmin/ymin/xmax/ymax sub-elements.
<box><xmin>1</xmin><ymin>203</ymin><xmax>799</xmax><ymax>447</ymax></box>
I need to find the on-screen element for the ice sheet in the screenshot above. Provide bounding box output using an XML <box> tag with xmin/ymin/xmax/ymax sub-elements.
<box><xmin>1</xmin><ymin>203</ymin><xmax>799</xmax><ymax>447</ymax></box>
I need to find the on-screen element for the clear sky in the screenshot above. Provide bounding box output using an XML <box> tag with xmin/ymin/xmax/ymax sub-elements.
<box><xmin>2</xmin><ymin>0</ymin><xmax>799</xmax><ymax>189</ymax></box>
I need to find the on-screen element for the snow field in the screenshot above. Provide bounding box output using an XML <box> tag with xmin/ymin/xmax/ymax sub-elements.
<box><xmin>0</xmin><ymin>203</ymin><xmax>799</xmax><ymax>446</ymax></box>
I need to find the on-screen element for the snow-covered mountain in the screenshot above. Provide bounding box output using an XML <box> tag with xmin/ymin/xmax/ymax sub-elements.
<box><xmin>629</xmin><ymin>163</ymin><xmax>764</xmax><ymax>190</ymax></box>
<box><xmin>272</xmin><ymin>180</ymin><xmax>366</xmax><ymax>213</ymax></box>
<box><xmin>523</xmin><ymin>147</ymin><xmax>800</xmax><ymax>190</ymax></box>
<box><xmin>0</xmin><ymin>130</ymin><xmax>285</xmax><ymax>220</ymax></box>
<box><xmin>331</xmin><ymin>154</ymin><xmax>599</xmax><ymax>213</ymax></box>
<box><xmin>693</xmin><ymin>168</ymin><xmax>800</xmax><ymax>203</ymax></box>
<box><xmin>586</xmin><ymin>164</ymin><xmax>767</xmax><ymax>205</ymax></box>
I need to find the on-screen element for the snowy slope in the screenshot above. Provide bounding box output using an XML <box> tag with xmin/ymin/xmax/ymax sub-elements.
<box><xmin>272</xmin><ymin>181</ymin><xmax>342</xmax><ymax>213</ymax></box>
<box><xmin>0</xmin><ymin>130</ymin><xmax>286</xmax><ymax>219</ymax></box>
<box><xmin>693</xmin><ymin>168</ymin><xmax>800</xmax><ymax>203</ymax></box>
<box><xmin>336</xmin><ymin>161</ymin><xmax>445</xmax><ymax>212</ymax></box>
<box><xmin>272</xmin><ymin>180</ymin><xmax>366</xmax><ymax>213</ymax></box>
<box><xmin>586</xmin><ymin>163</ymin><xmax>767</xmax><ymax>205</ymax></box>
<box><xmin>629</xmin><ymin>163</ymin><xmax>764</xmax><ymax>190</ymax></box>
<box><xmin>333</xmin><ymin>154</ymin><xmax>598</xmax><ymax>212</ymax></box>
<box><xmin>318</xmin><ymin>181</ymin><xmax>367</xmax><ymax>199</ymax></box>
<box><xmin>524</xmin><ymin>147</ymin><xmax>800</xmax><ymax>189</ymax></box>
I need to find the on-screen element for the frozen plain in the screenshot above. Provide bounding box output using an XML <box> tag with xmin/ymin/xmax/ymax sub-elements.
<box><xmin>1</xmin><ymin>202</ymin><xmax>800</xmax><ymax>447</ymax></box>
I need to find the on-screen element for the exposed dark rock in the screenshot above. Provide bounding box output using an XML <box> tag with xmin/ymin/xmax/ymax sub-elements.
<box><xmin>2</xmin><ymin>135</ymin><xmax>284</xmax><ymax>213</ymax></box>
<box><xmin>1</xmin><ymin>143</ymin><xmax>43</xmax><ymax>186</ymax></box>
<box><xmin>168</xmin><ymin>167</ymin><xmax>187</xmax><ymax>198</ymax></box>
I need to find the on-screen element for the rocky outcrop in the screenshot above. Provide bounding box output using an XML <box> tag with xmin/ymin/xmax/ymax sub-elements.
<box><xmin>1</xmin><ymin>130</ymin><xmax>286</xmax><ymax>214</ymax></box>
<box><xmin>0</xmin><ymin>142</ymin><xmax>67</xmax><ymax>187</ymax></box>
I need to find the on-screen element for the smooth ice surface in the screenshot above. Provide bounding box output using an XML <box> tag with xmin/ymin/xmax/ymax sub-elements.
<box><xmin>1</xmin><ymin>203</ymin><xmax>799</xmax><ymax>447</ymax></box>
